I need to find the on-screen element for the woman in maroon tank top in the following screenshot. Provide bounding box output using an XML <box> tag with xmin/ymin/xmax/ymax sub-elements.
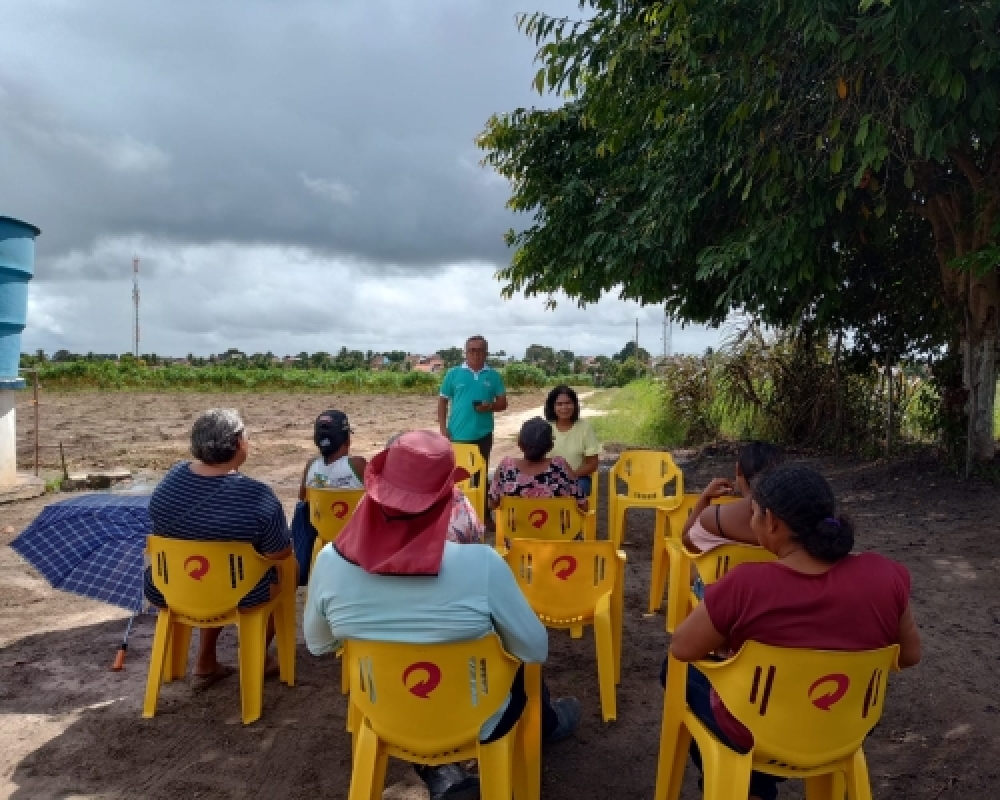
<box><xmin>668</xmin><ymin>465</ymin><xmax>922</xmax><ymax>800</ymax></box>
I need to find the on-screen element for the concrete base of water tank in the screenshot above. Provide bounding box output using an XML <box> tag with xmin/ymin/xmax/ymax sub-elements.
<box><xmin>0</xmin><ymin>472</ymin><xmax>46</xmax><ymax>504</ymax></box>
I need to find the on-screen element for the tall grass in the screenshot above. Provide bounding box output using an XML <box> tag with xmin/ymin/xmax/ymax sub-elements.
<box><xmin>590</xmin><ymin>379</ymin><xmax>686</xmax><ymax>447</ymax></box>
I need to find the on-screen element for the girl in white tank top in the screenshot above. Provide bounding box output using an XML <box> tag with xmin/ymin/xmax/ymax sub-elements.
<box><xmin>306</xmin><ymin>455</ymin><xmax>363</xmax><ymax>489</ymax></box>
<box><xmin>298</xmin><ymin>410</ymin><xmax>366</xmax><ymax>500</ymax></box>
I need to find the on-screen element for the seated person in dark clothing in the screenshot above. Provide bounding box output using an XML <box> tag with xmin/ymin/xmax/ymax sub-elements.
<box><xmin>144</xmin><ymin>408</ymin><xmax>292</xmax><ymax>690</ymax></box>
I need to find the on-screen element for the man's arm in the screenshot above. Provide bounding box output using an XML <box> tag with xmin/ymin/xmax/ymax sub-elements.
<box><xmin>303</xmin><ymin>564</ymin><xmax>341</xmax><ymax>656</ymax></box>
<box><xmin>492</xmin><ymin>394</ymin><xmax>508</xmax><ymax>413</ymax></box>
<box><xmin>437</xmin><ymin>396</ymin><xmax>450</xmax><ymax>437</ymax></box>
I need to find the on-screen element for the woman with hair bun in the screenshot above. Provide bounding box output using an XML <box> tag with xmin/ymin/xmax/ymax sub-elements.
<box><xmin>668</xmin><ymin>464</ymin><xmax>922</xmax><ymax>800</ymax></box>
<box><xmin>488</xmin><ymin>416</ymin><xmax>587</xmax><ymax>513</ymax></box>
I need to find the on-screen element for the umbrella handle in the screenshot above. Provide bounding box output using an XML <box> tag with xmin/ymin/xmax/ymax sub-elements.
<box><xmin>111</xmin><ymin>645</ymin><xmax>127</xmax><ymax>671</ymax></box>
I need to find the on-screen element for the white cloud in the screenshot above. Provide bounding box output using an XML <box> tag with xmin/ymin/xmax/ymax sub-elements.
<box><xmin>21</xmin><ymin>240</ymin><xmax>723</xmax><ymax>358</ymax></box>
<box><xmin>299</xmin><ymin>173</ymin><xmax>358</xmax><ymax>206</ymax></box>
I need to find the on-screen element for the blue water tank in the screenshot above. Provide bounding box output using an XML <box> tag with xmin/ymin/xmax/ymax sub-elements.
<box><xmin>0</xmin><ymin>216</ymin><xmax>40</xmax><ymax>388</ymax></box>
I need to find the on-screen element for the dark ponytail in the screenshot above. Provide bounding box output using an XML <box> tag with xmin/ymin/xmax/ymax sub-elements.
<box><xmin>737</xmin><ymin>440</ymin><xmax>783</xmax><ymax>482</ymax></box>
<box><xmin>751</xmin><ymin>465</ymin><xmax>854</xmax><ymax>562</ymax></box>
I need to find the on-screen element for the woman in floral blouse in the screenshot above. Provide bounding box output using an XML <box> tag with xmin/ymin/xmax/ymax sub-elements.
<box><xmin>488</xmin><ymin>416</ymin><xmax>587</xmax><ymax>512</ymax></box>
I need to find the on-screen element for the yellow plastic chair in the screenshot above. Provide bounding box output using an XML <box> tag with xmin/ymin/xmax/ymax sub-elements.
<box><xmin>648</xmin><ymin>494</ymin><xmax>740</xmax><ymax>613</ymax></box>
<box><xmin>307</xmin><ymin>487</ymin><xmax>365</xmax><ymax>567</ymax></box>
<box><xmin>452</xmin><ymin>443</ymin><xmax>487</xmax><ymax>522</ymax></box>
<box><xmin>608</xmin><ymin>450</ymin><xmax>684</xmax><ymax>547</ymax></box>
<box><xmin>504</xmin><ymin>539</ymin><xmax>625</xmax><ymax>722</ymax></box>
<box><xmin>143</xmin><ymin>537</ymin><xmax>296</xmax><ymax>725</ymax></box>
<box><xmin>664</xmin><ymin>540</ymin><xmax>776</xmax><ymax>632</ymax></box>
<box><xmin>496</xmin><ymin>495</ymin><xmax>597</xmax><ymax>552</ymax></box>
<box><xmin>345</xmin><ymin>634</ymin><xmax>541</xmax><ymax>800</ymax></box>
<box><xmin>654</xmin><ymin>643</ymin><xmax>900</xmax><ymax>800</ymax></box>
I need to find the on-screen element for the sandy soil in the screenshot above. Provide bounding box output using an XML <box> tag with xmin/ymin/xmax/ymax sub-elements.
<box><xmin>2</xmin><ymin>392</ymin><xmax>999</xmax><ymax>799</ymax></box>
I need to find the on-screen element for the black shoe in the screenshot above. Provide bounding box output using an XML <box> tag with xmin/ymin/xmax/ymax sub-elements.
<box><xmin>415</xmin><ymin>763</ymin><xmax>480</xmax><ymax>800</ymax></box>
<box><xmin>544</xmin><ymin>696</ymin><xmax>581</xmax><ymax>744</ymax></box>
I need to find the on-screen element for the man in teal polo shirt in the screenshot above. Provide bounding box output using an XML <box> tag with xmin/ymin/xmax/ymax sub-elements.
<box><xmin>437</xmin><ymin>335</ymin><xmax>508</xmax><ymax>473</ymax></box>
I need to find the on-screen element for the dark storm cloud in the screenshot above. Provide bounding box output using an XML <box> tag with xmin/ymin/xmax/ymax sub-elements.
<box><xmin>0</xmin><ymin>0</ymin><xmax>582</xmax><ymax>278</ymax></box>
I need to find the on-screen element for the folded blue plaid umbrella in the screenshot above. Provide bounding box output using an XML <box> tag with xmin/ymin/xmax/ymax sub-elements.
<box><xmin>10</xmin><ymin>494</ymin><xmax>151</xmax><ymax>613</ymax></box>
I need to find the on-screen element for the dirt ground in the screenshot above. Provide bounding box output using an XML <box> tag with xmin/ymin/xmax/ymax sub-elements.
<box><xmin>2</xmin><ymin>392</ymin><xmax>999</xmax><ymax>799</ymax></box>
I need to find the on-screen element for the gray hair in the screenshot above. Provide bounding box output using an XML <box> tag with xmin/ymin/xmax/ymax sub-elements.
<box><xmin>191</xmin><ymin>408</ymin><xmax>245</xmax><ymax>465</ymax></box>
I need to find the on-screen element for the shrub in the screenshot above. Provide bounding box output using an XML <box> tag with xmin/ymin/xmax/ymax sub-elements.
<box><xmin>502</xmin><ymin>362</ymin><xmax>548</xmax><ymax>389</ymax></box>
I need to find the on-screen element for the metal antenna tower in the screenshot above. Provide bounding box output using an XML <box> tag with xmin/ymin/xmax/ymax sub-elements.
<box><xmin>132</xmin><ymin>257</ymin><xmax>140</xmax><ymax>357</ymax></box>
<box><xmin>662</xmin><ymin>308</ymin><xmax>673</xmax><ymax>358</ymax></box>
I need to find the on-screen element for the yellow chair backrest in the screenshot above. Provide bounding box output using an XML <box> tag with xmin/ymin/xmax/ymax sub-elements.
<box><xmin>691</xmin><ymin>542</ymin><xmax>776</xmax><ymax>585</ymax></box>
<box><xmin>498</xmin><ymin>496</ymin><xmax>591</xmax><ymax>543</ymax></box>
<box><xmin>505</xmin><ymin>539</ymin><xmax>620</xmax><ymax>623</ymax></box>
<box><xmin>345</xmin><ymin>634</ymin><xmax>519</xmax><ymax>756</ymax></box>
<box><xmin>148</xmin><ymin>536</ymin><xmax>272</xmax><ymax>620</ymax></box>
<box><xmin>612</xmin><ymin>450</ymin><xmax>684</xmax><ymax>506</ymax></box>
<box><xmin>452</xmin><ymin>443</ymin><xmax>486</xmax><ymax>487</ymax></box>
<box><xmin>700</xmin><ymin>641</ymin><xmax>900</xmax><ymax>769</ymax></box>
<box><xmin>662</xmin><ymin>493</ymin><xmax>741</xmax><ymax>539</ymax></box>
<box><xmin>307</xmin><ymin>487</ymin><xmax>365</xmax><ymax>544</ymax></box>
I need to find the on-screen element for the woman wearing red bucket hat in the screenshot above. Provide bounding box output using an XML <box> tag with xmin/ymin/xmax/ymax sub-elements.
<box><xmin>305</xmin><ymin>431</ymin><xmax>580</xmax><ymax>800</ymax></box>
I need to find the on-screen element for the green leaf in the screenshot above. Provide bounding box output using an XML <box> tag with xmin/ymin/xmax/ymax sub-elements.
<box><xmin>854</xmin><ymin>115</ymin><xmax>870</xmax><ymax>147</ymax></box>
<box><xmin>830</xmin><ymin>146</ymin><xmax>844</xmax><ymax>174</ymax></box>
<box><xmin>836</xmin><ymin>188</ymin><xmax>847</xmax><ymax>211</ymax></box>
<box><xmin>904</xmin><ymin>166</ymin><xmax>915</xmax><ymax>189</ymax></box>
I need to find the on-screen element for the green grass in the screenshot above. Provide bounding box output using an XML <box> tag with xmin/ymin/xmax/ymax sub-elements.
<box><xmin>590</xmin><ymin>379</ymin><xmax>686</xmax><ymax>447</ymax></box>
<box><xmin>31</xmin><ymin>362</ymin><xmax>443</xmax><ymax>393</ymax></box>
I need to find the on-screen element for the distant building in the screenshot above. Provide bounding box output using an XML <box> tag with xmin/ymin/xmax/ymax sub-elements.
<box><xmin>413</xmin><ymin>355</ymin><xmax>445</xmax><ymax>374</ymax></box>
<box><xmin>370</xmin><ymin>354</ymin><xmax>390</xmax><ymax>370</ymax></box>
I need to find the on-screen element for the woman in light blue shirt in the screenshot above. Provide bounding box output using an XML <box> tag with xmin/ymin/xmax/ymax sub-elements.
<box><xmin>305</xmin><ymin>431</ymin><xmax>580</xmax><ymax>800</ymax></box>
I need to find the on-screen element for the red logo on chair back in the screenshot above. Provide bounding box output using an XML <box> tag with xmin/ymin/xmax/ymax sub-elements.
<box><xmin>552</xmin><ymin>555</ymin><xmax>577</xmax><ymax>580</ymax></box>
<box><xmin>402</xmin><ymin>662</ymin><xmax>442</xmax><ymax>698</ymax></box>
<box><xmin>184</xmin><ymin>555</ymin><xmax>210</xmax><ymax>580</ymax></box>
<box><xmin>809</xmin><ymin>674</ymin><xmax>850</xmax><ymax>710</ymax></box>
<box><xmin>331</xmin><ymin>501</ymin><xmax>350</xmax><ymax>519</ymax></box>
<box><xmin>528</xmin><ymin>509</ymin><xmax>549</xmax><ymax>528</ymax></box>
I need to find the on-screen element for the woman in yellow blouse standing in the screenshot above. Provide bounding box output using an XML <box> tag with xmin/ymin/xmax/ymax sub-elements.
<box><xmin>544</xmin><ymin>385</ymin><xmax>601</xmax><ymax>497</ymax></box>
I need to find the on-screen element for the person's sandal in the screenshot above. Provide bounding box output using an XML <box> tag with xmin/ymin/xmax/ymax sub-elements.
<box><xmin>191</xmin><ymin>664</ymin><xmax>236</xmax><ymax>691</ymax></box>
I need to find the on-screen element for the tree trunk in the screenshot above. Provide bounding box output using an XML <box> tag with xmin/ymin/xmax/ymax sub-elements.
<box><xmin>961</xmin><ymin>271</ymin><xmax>999</xmax><ymax>471</ymax></box>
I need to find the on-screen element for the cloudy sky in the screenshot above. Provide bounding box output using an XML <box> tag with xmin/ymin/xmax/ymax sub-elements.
<box><xmin>2</xmin><ymin>0</ymin><xmax>720</xmax><ymax>359</ymax></box>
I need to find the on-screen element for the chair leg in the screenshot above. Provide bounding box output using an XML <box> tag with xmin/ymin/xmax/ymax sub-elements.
<box><xmin>166</xmin><ymin>621</ymin><xmax>192</xmax><ymax>682</ymax></box>
<box><xmin>478</xmin><ymin>735</ymin><xmax>514</xmax><ymax>800</ymax></box>
<box><xmin>237</xmin><ymin>608</ymin><xmax>269</xmax><ymax>725</ymax></box>
<box><xmin>514</xmin><ymin>664</ymin><xmax>542</xmax><ymax>800</ymax></box>
<box><xmin>698</xmin><ymin>739</ymin><xmax>753</xmax><ymax>800</ymax></box>
<box><xmin>654</xmin><ymin>658</ymin><xmax>690</xmax><ymax>800</ymax></box>
<box><xmin>142</xmin><ymin>610</ymin><xmax>173</xmax><ymax>718</ymax></box>
<box><xmin>593</xmin><ymin>597</ymin><xmax>617</xmax><ymax>722</ymax></box>
<box><xmin>612</xmin><ymin>560</ymin><xmax>625</xmax><ymax>686</ymax></box>
<box><xmin>844</xmin><ymin>748</ymin><xmax>873</xmax><ymax>800</ymax></box>
<box><xmin>665</xmin><ymin>548</ymin><xmax>689</xmax><ymax>633</ymax></box>
<box><xmin>348</xmin><ymin>722</ymin><xmax>383</xmax><ymax>800</ymax></box>
<box><xmin>649</xmin><ymin>536</ymin><xmax>668</xmax><ymax>613</ymax></box>
<box><xmin>275</xmin><ymin>561</ymin><xmax>297</xmax><ymax>687</ymax></box>
<box><xmin>805</xmin><ymin>772</ymin><xmax>839</xmax><ymax>800</ymax></box>
<box><xmin>569</xmin><ymin>625</ymin><xmax>584</xmax><ymax>639</ymax></box>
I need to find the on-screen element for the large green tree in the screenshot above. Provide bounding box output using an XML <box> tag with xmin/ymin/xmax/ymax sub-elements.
<box><xmin>480</xmin><ymin>0</ymin><xmax>999</xmax><ymax>462</ymax></box>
